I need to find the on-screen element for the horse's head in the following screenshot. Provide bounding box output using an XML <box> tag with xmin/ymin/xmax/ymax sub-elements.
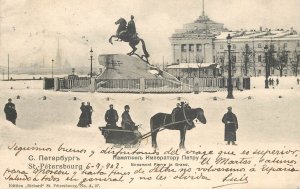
<box><xmin>195</xmin><ymin>108</ymin><xmax>207</xmax><ymax>124</ymax></box>
<box><xmin>115</xmin><ymin>18</ymin><xmax>127</xmax><ymax>26</ymax></box>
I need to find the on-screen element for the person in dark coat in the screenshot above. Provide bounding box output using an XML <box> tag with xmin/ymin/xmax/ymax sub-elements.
<box><xmin>86</xmin><ymin>102</ymin><xmax>93</xmax><ymax>125</ymax></box>
<box><xmin>297</xmin><ymin>78</ymin><xmax>299</xmax><ymax>85</ymax></box>
<box><xmin>276</xmin><ymin>78</ymin><xmax>279</xmax><ymax>85</ymax></box>
<box><xmin>222</xmin><ymin>106</ymin><xmax>238</xmax><ymax>145</ymax></box>
<box><xmin>4</xmin><ymin>98</ymin><xmax>17</xmax><ymax>125</ymax></box>
<box><xmin>121</xmin><ymin>105</ymin><xmax>135</xmax><ymax>130</ymax></box>
<box><xmin>77</xmin><ymin>102</ymin><xmax>89</xmax><ymax>128</ymax></box>
<box><xmin>105</xmin><ymin>104</ymin><xmax>119</xmax><ymax>128</ymax></box>
<box><xmin>171</xmin><ymin>103</ymin><xmax>181</xmax><ymax>122</ymax></box>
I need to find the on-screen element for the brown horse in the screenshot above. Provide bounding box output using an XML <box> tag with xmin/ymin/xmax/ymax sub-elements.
<box><xmin>150</xmin><ymin>108</ymin><xmax>206</xmax><ymax>149</ymax></box>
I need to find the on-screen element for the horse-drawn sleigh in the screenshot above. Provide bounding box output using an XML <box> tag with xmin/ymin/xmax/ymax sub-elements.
<box><xmin>99</xmin><ymin>106</ymin><xmax>207</xmax><ymax>149</ymax></box>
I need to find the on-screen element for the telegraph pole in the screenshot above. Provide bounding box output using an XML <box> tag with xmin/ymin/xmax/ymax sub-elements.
<box><xmin>51</xmin><ymin>59</ymin><xmax>54</xmax><ymax>78</ymax></box>
<box><xmin>7</xmin><ymin>54</ymin><xmax>10</xmax><ymax>80</ymax></box>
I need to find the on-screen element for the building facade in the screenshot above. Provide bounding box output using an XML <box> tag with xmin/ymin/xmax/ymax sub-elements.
<box><xmin>168</xmin><ymin>1</ymin><xmax>300</xmax><ymax>77</ymax></box>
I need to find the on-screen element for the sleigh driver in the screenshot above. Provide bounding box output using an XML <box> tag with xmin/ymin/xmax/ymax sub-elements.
<box><xmin>171</xmin><ymin>102</ymin><xmax>191</xmax><ymax>122</ymax></box>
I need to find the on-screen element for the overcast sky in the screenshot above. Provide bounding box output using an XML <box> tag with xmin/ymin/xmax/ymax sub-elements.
<box><xmin>0</xmin><ymin>0</ymin><xmax>300</xmax><ymax>67</ymax></box>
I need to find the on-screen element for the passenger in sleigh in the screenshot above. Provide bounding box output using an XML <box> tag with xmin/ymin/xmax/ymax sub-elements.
<box><xmin>105</xmin><ymin>104</ymin><xmax>119</xmax><ymax>128</ymax></box>
<box><xmin>121</xmin><ymin>105</ymin><xmax>138</xmax><ymax>130</ymax></box>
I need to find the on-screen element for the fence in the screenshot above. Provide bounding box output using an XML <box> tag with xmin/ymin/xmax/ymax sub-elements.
<box><xmin>57</xmin><ymin>77</ymin><xmax>90</xmax><ymax>91</ymax></box>
<box><xmin>51</xmin><ymin>76</ymin><xmax>249</xmax><ymax>93</ymax></box>
<box><xmin>95</xmin><ymin>79</ymin><xmax>140</xmax><ymax>92</ymax></box>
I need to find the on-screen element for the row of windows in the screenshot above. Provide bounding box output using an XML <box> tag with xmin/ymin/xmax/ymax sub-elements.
<box><xmin>180</xmin><ymin>42</ymin><xmax>300</xmax><ymax>52</ymax></box>
<box><xmin>219</xmin><ymin>42</ymin><xmax>300</xmax><ymax>49</ymax></box>
<box><xmin>181</xmin><ymin>44</ymin><xmax>205</xmax><ymax>52</ymax></box>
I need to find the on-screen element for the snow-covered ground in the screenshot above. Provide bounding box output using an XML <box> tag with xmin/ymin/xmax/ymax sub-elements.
<box><xmin>0</xmin><ymin>76</ymin><xmax>299</xmax><ymax>189</ymax></box>
<box><xmin>0</xmin><ymin>76</ymin><xmax>299</xmax><ymax>146</ymax></box>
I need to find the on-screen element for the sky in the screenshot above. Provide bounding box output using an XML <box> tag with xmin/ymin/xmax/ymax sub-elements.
<box><xmin>0</xmin><ymin>0</ymin><xmax>300</xmax><ymax>68</ymax></box>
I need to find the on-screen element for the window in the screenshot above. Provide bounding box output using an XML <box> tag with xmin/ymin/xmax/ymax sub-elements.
<box><xmin>297</xmin><ymin>42</ymin><xmax>300</xmax><ymax>47</ymax></box>
<box><xmin>220</xmin><ymin>44</ymin><xmax>224</xmax><ymax>49</ymax></box>
<box><xmin>283</xmin><ymin>43</ymin><xmax>288</xmax><ymax>48</ymax></box>
<box><xmin>258</xmin><ymin>43</ymin><xmax>262</xmax><ymax>48</ymax></box>
<box><xmin>189</xmin><ymin>44</ymin><xmax>194</xmax><ymax>52</ymax></box>
<box><xmin>232</xmin><ymin>44</ymin><xmax>236</xmax><ymax>49</ymax></box>
<box><xmin>181</xmin><ymin>44</ymin><xmax>187</xmax><ymax>52</ymax></box>
<box><xmin>258</xmin><ymin>55</ymin><xmax>262</xmax><ymax>62</ymax></box>
<box><xmin>197</xmin><ymin>44</ymin><xmax>202</xmax><ymax>52</ymax></box>
<box><xmin>231</xmin><ymin>55</ymin><xmax>237</xmax><ymax>63</ymax></box>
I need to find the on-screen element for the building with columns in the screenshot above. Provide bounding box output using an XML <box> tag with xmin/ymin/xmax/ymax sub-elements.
<box><xmin>167</xmin><ymin>0</ymin><xmax>300</xmax><ymax>78</ymax></box>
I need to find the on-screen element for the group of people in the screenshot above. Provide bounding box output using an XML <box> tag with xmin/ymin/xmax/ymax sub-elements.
<box><xmin>77</xmin><ymin>102</ymin><xmax>93</xmax><ymax>128</ymax></box>
<box><xmin>4</xmin><ymin>98</ymin><xmax>17</xmax><ymax>125</ymax></box>
<box><xmin>268</xmin><ymin>78</ymin><xmax>279</xmax><ymax>86</ymax></box>
<box><xmin>105</xmin><ymin>104</ymin><xmax>137</xmax><ymax>130</ymax></box>
<box><xmin>77</xmin><ymin>103</ymin><xmax>137</xmax><ymax>130</ymax></box>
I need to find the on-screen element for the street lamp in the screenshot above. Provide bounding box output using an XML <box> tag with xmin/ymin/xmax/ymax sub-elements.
<box><xmin>89</xmin><ymin>48</ymin><xmax>94</xmax><ymax>83</ymax></box>
<box><xmin>226</xmin><ymin>34</ymin><xmax>234</xmax><ymax>99</ymax></box>
<box><xmin>264</xmin><ymin>45</ymin><xmax>269</xmax><ymax>89</ymax></box>
<box><xmin>51</xmin><ymin>59</ymin><xmax>54</xmax><ymax>79</ymax></box>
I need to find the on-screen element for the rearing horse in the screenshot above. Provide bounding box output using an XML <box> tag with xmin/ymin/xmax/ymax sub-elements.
<box><xmin>109</xmin><ymin>18</ymin><xmax>149</xmax><ymax>63</ymax></box>
<box><xmin>150</xmin><ymin>107</ymin><xmax>207</xmax><ymax>149</ymax></box>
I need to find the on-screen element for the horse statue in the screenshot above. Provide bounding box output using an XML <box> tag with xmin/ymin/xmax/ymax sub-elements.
<box><xmin>109</xmin><ymin>17</ymin><xmax>150</xmax><ymax>63</ymax></box>
<box><xmin>149</xmin><ymin>107</ymin><xmax>207</xmax><ymax>149</ymax></box>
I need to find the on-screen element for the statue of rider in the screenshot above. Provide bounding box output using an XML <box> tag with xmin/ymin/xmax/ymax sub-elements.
<box><xmin>127</xmin><ymin>15</ymin><xmax>137</xmax><ymax>39</ymax></box>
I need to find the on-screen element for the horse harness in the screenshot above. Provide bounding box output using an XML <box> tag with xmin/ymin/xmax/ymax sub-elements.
<box><xmin>162</xmin><ymin>108</ymin><xmax>193</xmax><ymax>128</ymax></box>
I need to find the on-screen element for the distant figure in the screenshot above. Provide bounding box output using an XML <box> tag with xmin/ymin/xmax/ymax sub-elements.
<box><xmin>121</xmin><ymin>105</ymin><xmax>136</xmax><ymax>130</ymax></box>
<box><xmin>105</xmin><ymin>104</ymin><xmax>119</xmax><ymax>128</ymax></box>
<box><xmin>222</xmin><ymin>107</ymin><xmax>238</xmax><ymax>145</ymax></box>
<box><xmin>271</xmin><ymin>78</ymin><xmax>274</xmax><ymax>86</ymax></box>
<box><xmin>77</xmin><ymin>102</ymin><xmax>89</xmax><ymax>128</ymax></box>
<box><xmin>127</xmin><ymin>15</ymin><xmax>136</xmax><ymax>38</ymax></box>
<box><xmin>276</xmin><ymin>78</ymin><xmax>279</xmax><ymax>85</ymax></box>
<box><xmin>4</xmin><ymin>98</ymin><xmax>17</xmax><ymax>125</ymax></box>
<box><xmin>171</xmin><ymin>103</ymin><xmax>181</xmax><ymax>122</ymax></box>
<box><xmin>86</xmin><ymin>102</ymin><xmax>93</xmax><ymax>125</ymax></box>
<box><xmin>297</xmin><ymin>78</ymin><xmax>299</xmax><ymax>85</ymax></box>
<box><xmin>268</xmin><ymin>78</ymin><xmax>272</xmax><ymax>86</ymax></box>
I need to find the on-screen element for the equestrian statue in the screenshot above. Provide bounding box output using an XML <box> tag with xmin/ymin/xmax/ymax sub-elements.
<box><xmin>109</xmin><ymin>15</ymin><xmax>150</xmax><ymax>63</ymax></box>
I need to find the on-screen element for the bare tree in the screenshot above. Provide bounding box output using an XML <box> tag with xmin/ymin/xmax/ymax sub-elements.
<box><xmin>273</xmin><ymin>47</ymin><xmax>289</xmax><ymax>77</ymax></box>
<box><xmin>241</xmin><ymin>44</ymin><xmax>253</xmax><ymax>76</ymax></box>
<box><xmin>215</xmin><ymin>53</ymin><xmax>225</xmax><ymax>76</ymax></box>
<box><xmin>289</xmin><ymin>49</ymin><xmax>300</xmax><ymax>77</ymax></box>
<box><xmin>266</xmin><ymin>44</ymin><xmax>277</xmax><ymax>77</ymax></box>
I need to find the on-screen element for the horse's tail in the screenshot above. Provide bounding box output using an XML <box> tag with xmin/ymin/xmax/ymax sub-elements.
<box><xmin>140</xmin><ymin>38</ymin><xmax>149</xmax><ymax>58</ymax></box>
<box><xmin>150</xmin><ymin>116</ymin><xmax>154</xmax><ymax>132</ymax></box>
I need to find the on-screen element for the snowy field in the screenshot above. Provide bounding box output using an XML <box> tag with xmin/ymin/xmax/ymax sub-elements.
<box><xmin>0</xmin><ymin>76</ymin><xmax>299</xmax><ymax>189</ymax></box>
<box><xmin>0</xmin><ymin>76</ymin><xmax>299</xmax><ymax>146</ymax></box>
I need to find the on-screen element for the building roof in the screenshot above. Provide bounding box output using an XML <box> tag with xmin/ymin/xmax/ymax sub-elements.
<box><xmin>166</xmin><ymin>63</ymin><xmax>217</xmax><ymax>69</ymax></box>
<box><xmin>215</xmin><ymin>29</ymin><xmax>299</xmax><ymax>41</ymax></box>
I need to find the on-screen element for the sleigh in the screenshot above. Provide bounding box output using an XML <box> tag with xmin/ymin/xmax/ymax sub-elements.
<box><xmin>99</xmin><ymin>126</ymin><xmax>142</xmax><ymax>147</ymax></box>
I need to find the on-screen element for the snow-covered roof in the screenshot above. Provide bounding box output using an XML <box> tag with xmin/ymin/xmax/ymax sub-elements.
<box><xmin>215</xmin><ymin>29</ymin><xmax>299</xmax><ymax>40</ymax></box>
<box><xmin>166</xmin><ymin>63</ymin><xmax>217</xmax><ymax>69</ymax></box>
